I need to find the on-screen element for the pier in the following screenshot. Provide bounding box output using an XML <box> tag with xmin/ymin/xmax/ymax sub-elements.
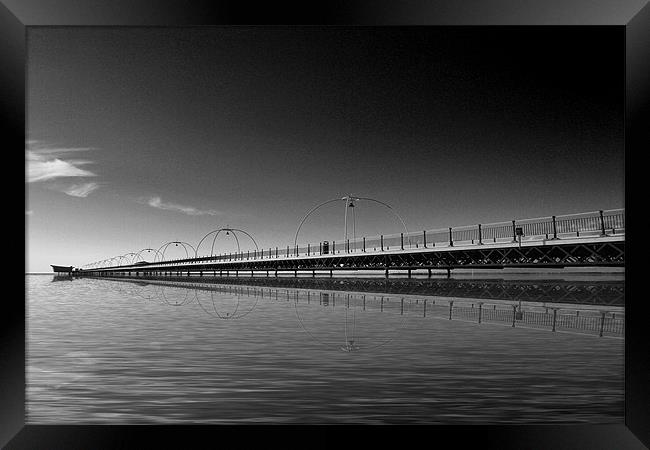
<box><xmin>76</xmin><ymin>208</ymin><xmax>624</xmax><ymax>278</ymax></box>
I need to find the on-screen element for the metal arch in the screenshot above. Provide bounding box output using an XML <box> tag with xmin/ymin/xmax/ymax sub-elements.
<box><xmin>157</xmin><ymin>241</ymin><xmax>197</xmax><ymax>262</ymax></box>
<box><xmin>229</xmin><ymin>229</ymin><xmax>259</xmax><ymax>252</ymax></box>
<box><xmin>135</xmin><ymin>248</ymin><xmax>163</xmax><ymax>264</ymax></box>
<box><xmin>293</xmin><ymin>198</ymin><xmax>345</xmax><ymax>247</ymax></box>
<box><xmin>211</xmin><ymin>228</ymin><xmax>259</xmax><ymax>256</ymax></box>
<box><xmin>196</xmin><ymin>228</ymin><xmax>229</xmax><ymax>257</ymax></box>
<box><xmin>122</xmin><ymin>252</ymin><xmax>139</xmax><ymax>265</ymax></box>
<box><xmin>293</xmin><ymin>195</ymin><xmax>410</xmax><ymax>246</ymax></box>
<box><xmin>211</xmin><ymin>229</ymin><xmax>240</xmax><ymax>257</ymax></box>
<box><xmin>355</xmin><ymin>196</ymin><xmax>410</xmax><ymax>241</ymax></box>
<box><xmin>195</xmin><ymin>228</ymin><xmax>259</xmax><ymax>258</ymax></box>
<box><xmin>114</xmin><ymin>255</ymin><xmax>129</xmax><ymax>267</ymax></box>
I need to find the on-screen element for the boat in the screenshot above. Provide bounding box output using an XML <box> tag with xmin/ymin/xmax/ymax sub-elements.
<box><xmin>51</xmin><ymin>265</ymin><xmax>74</xmax><ymax>273</ymax></box>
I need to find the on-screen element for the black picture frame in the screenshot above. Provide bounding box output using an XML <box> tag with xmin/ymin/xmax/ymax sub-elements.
<box><xmin>5</xmin><ymin>0</ymin><xmax>649</xmax><ymax>447</ymax></box>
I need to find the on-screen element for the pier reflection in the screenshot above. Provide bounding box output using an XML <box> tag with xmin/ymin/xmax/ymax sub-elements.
<box><xmin>293</xmin><ymin>290</ymin><xmax>411</xmax><ymax>352</ymax></box>
<box><xmin>50</xmin><ymin>274</ymin><xmax>73</xmax><ymax>282</ymax></box>
<box><xmin>84</xmin><ymin>275</ymin><xmax>625</xmax><ymax>351</ymax></box>
<box><xmin>88</xmin><ymin>274</ymin><xmax>624</xmax><ymax>306</ymax></box>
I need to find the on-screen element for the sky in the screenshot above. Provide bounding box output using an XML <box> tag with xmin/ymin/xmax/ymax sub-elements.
<box><xmin>26</xmin><ymin>27</ymin><xmax>624</xmax><ymax>272</ymax></box>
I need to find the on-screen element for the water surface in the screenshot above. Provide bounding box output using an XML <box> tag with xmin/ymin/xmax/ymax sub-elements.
<box><xmin>26</xmin><ymin>274</ymin><xmax>624</xmax><ymax>424</ymax></box>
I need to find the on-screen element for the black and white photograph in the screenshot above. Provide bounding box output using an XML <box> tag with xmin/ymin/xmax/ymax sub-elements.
<box><xmin>5</xmin><ymin>0</ymin><xmax>650</xmax><ymax>447</ymax></box>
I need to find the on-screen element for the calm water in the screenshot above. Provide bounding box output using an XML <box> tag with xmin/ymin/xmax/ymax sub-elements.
<box><xmin>26</xmin><ymin>274</ymin><xmax>624</xmax><ymax>424</ymax></box>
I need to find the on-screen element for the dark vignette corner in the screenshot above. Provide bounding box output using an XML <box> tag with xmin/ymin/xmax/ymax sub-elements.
<box><xmin>3</xmin><ymin>0</ymin><xmax>650</xmax><ymax>448</ymax></box>
<box><xmin>0</xmin><ymin>0</ymin><xmax>26</xmax><ymax>448</ymax></box>
<box><xmin>625</xmin><ymin>1</ymin><xmax>650</xmax><ymax>449</ymax></box>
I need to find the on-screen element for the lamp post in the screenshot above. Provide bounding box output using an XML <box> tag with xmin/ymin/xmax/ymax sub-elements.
<box><xmin>294</xmin><ymin>194</ymin><xmax>410</xmax><ymax>249</ymax></box>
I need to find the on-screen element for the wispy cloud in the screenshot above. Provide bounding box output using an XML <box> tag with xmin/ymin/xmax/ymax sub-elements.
<box><xmin>27</xmin><ymin>152</ymin><xmax>97</xmax><ymax>182</ymax></box>
<box><xmin>140</xmin><ymin>196</ymin><xmax>222</xmax><ymax>216</ymax></box>
<box><xmin>26</xmin><ymin>141</ymin><xmax>97</xmax><ymax>182</ymax></box>
<box><xmin>27</xmin><ymin>141</ymin><xmax>102</xmax><ymax>197</ymax></box>
<box><xmin>62</xmin><ymin>182</ymin><xmax>101</xmax><ymax>198</ymax></box>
